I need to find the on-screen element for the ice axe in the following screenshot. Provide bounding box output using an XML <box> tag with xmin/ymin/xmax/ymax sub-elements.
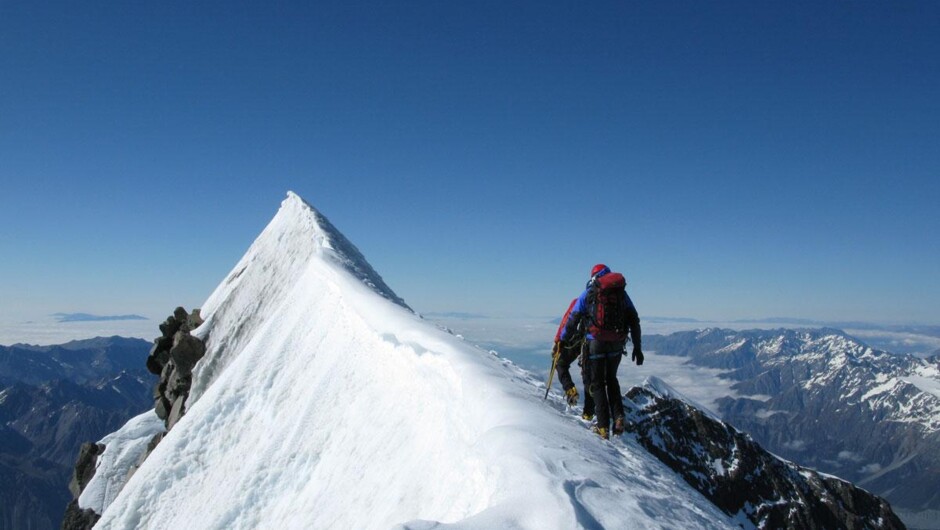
<box><xmin>544</xmin><ymin>341</ymin><xmax>561</xmax><ymax>400</ymax></box>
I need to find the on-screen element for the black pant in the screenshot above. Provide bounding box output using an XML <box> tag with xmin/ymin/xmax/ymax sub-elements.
<box><xmin>556</xmin><ymin>341</ymin><xmax>595</xmax><ymax>416</ymax></box>
<box><xmin>586</xmin><ymin>340</ymin><xmax>624</xmax><ymax>430</ymax></box>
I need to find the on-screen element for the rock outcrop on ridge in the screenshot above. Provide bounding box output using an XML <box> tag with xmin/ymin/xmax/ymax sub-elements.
<box><xmin>60</xmin><ymin>442</ymin><xmax>106</xmax><ymax>530</ymax></box>
<box><xmin>61</xmin><ymin>308</ymin><xmax>204</xmax><ymax>530</ymax></box>
<box><xmin>623</xmin><ymin>377</ymin><xmax>906</xmax><ymax>530</ymax></box>
<box><xmin>146</xmin><ymin>307</ymin><xmax>205</xmax><ymax>431</ymax></box>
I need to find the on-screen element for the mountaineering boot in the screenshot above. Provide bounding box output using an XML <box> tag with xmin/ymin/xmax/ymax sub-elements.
<box><xmin>581</xmin><ymin>411</ymin><xmax>594</xmax><ymax>421</ymax></box>
<box><xmin>565</xmin><ymin>386</ymin><xmax>579</xmax><ymax>406</ymax></box>
<box><xmin>613</xmin><ymin>417</ymin><xmax>625</xmax><ymax>436</ymax></box>
<box><xmin>592</xmin><ymin>426</ymin><xmax>609</xmax><ymax>440</ymax></box>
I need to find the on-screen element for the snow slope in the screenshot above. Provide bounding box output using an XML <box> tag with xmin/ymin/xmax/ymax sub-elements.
<box><xmin>93</xmin><ymin>192</ymin><xmax>733</xmax><ymax>529</ymax></box>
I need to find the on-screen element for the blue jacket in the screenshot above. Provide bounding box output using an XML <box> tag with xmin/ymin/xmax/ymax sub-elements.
<box><xmin>560</xmin><ymin>268</ymin><xmax>641</xmax><ymax>347</ymax></box>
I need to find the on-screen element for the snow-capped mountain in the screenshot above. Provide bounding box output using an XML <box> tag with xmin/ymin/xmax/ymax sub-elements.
<box><xmin>77</xmin><ymin>192</ymin><xmax>739</xmax><ymax>529</ymax></box>
<box><xmin>647</xmin><ymin>328</ymin><xmax>940</xmax><ymax>527</ymax></box>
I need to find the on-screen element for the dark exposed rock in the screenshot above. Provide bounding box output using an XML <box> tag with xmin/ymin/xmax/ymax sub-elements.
<box><xmin>145</xmin><ymin>337</ymin><xmax>173</xmax><ymax>375</ymax></box>
<box><xmin>169</xmin><ymin>331</ymin><xmax>206</xmax><ymax>376</ymax></box>
<box><xmin>154</xmin><ymin>394</ymin><xmax>171</xmax><ymax>420</ymax></box>
<box><xmin>152</xmin><ymin>380</ymin><xmax>165</xmax><ymax>400</ymax></box>
<box><xmin>61</xmin><ymin>500</ymin><xmax>100</xmax><ymax>530</ymax></box>
<box><xmin>146</xmin><ymin>432</ymin><xmax>165</xmax><ymax>455</ymax></box>
<box><xmin>63</xmin><ymin>444</ymin><xmax>102</xmax><ymax>529</ymax></box>
<box><xmin>154</xmin><ymin>335</ymin><xmax>173</xmax><ymax>353</ymax></box>
<box><xmin>158</xmin><ymin>317</ymin><xmax>181</xmax><ymax>341</ymax></box>
<box><xmin>188</xmin><ymin>309</ymin><xmax>204</xmax><ymax>330</ymax></box>
<box><xmin>624</xmin><ymin>378</ymin><xmax>906</xmax><ymax>530</ymax></box>
<box><xmin>145</xmin><ymin>354</ymin><xmax>162</xmax><ymax>375</ymax></box>
<box><xmin>67</xmin><ymin>442</ymin><xmax>104</xmax><ymax>499</ymax></box>
<box><xmin>166</xmin><ymin>369</ymin><xmax>190</xmax><ymax>397</ymax></box>
<box><xmin>167</xmin><ymin>397</ymin><xmax>186</xmax><ymax>430</ymax></box>
<box><xmin>160</xmin><ymin>359</ymin><xmax>175</xmax><ymax>381</ymax></box>
<box><xmin>173</xmin><ymin>306</ymin><xmax>189</xmax><ymax>325</ymax></box>
<box><xmin>149</xmin><ymin>308</ymin><xmax>204</xmax><ymax>431</ymax></box>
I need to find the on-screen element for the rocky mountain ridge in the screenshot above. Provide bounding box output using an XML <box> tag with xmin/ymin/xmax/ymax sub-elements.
<box><xmin>624</xmin><ymin>377</ymin><xmax>905</xmax><ymax>529</ymax></box>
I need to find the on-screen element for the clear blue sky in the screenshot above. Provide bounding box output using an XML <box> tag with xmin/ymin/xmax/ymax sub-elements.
<box><xmin>1</xmin><ymin>1</ymin><xmax>938</xmax><ymax>324</ymax></box>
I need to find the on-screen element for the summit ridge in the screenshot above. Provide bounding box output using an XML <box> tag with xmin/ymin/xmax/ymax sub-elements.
<box><xmin>85</xmin><ymin>192</ymin><xmax>735</xmax><ymax>529</ymax></box>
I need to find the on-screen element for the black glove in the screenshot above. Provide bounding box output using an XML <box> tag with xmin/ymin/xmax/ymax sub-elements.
<box><xmin>631</xmin><ymin>347</ymin><xmax>644</xmax><ymax>366</ymax></box>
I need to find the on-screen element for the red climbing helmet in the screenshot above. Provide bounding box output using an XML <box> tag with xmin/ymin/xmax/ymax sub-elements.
<box><xmin>590</xmin><ymin>264</ymin><xmax>609</xmax><ymax>278</ymax></box>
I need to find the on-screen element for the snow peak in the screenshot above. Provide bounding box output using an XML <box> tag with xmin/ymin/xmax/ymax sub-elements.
<box><xmin>588</xmin><ymin>272</ymin><xmax>627</xmax><ymax>341</ymax></box>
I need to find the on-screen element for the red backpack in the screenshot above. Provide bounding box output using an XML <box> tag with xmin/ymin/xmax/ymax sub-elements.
<box><xmin>588</xmin><ymin>272</ymin><xmax>628</xmax><ymax>342</ymax></box>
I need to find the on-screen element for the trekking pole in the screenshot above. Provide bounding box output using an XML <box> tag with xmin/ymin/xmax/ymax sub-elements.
<box><xmin>544</xmin><ymin>341</ymin><xmax>561</xmax><ymax>400</ymax></box>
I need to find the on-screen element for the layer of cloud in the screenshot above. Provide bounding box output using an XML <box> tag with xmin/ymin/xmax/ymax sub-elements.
<box><xmin>0</xmin><ymin>315</ymin><xmax>156</xmax><ymax>346</ymax></box>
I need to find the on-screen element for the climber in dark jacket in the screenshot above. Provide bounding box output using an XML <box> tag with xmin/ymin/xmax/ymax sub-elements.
<box><xmin>553</xmin><ymin>298</ymin><xmax>595</xmax><ymax>420</ymax></box>
<box><xmin>559</xmin><ymin>264</ymin><xmax>642</xmax><ymax>439</ymax></box>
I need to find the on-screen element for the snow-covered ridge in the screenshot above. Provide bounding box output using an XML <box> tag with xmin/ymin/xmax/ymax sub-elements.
<box><xmin>91</xmin><ymin>192</ymin><xmax>735</xmax><ymax>529</ymax></box>
<box><xmin>640</xmin><ymin>375</ymin><xmax>723</xmax><ymax>422</ymax></box>
<box><xmin>188</xmin><ymin>191</ymin><xmax>408</xmax><ymax>403</ymax></box>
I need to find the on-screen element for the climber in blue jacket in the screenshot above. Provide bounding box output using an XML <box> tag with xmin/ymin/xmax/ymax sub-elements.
<box><xmin>558</xmin><ymin>264</ymin><xmax>642</xmax><ymax>439</ymax></box>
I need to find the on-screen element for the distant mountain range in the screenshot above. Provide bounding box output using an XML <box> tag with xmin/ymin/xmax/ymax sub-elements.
<box><xmin>0</xmin><ymin>336</ymin><xmax>152</xmax><ymax>530</ymax></box>
<box><xmin>646</xmin><ymin>328</ymin><xmax>940</xmax><ymax>529</ymax></box>
<box><xmin>1</xmin><ymin>336</ymin><xmax>150</xmax><ymax>386</ymax></box>
<box><xmin>52</xmin><ymin>314</ymin><xmax>148</xmax><ymax>323</ymax></box>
